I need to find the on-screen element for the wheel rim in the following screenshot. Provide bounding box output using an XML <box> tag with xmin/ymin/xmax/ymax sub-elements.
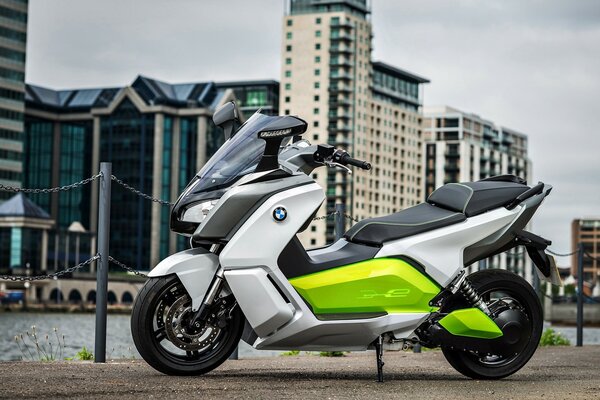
<box><xmin>468</xmin><ymin>286</ymin><xmax>534</xmax><ymax>368</ymax></box>
<box><xmin>150</xmin><ymin>279</ymin><xmax>235</xmax><ymax>364</ymax></box>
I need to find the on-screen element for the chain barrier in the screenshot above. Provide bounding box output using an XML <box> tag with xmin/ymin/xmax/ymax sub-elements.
<box><xmin>0</xmin><ymin>173</ymin><xmax>102</xmax><ymax>194</ymax></box>
<box><xmin>108</xmin><ymin>256</ymin><xmax>148</xmax><ymax>278</ymax></box>
<box><xmin>111</xmin><ymin>175</ymin><xmax>174</xmax><ymax>206</ymax></box>
<box><xmin>0</xmin><ymin>255</ymin><xmax>100</xmax><ymax>281</ymax></box>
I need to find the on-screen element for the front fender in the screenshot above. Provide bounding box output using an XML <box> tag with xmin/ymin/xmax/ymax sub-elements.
<box><xmin>148</xmin><ymin>247</ymin><xmax>219</xmax><ymax>311</ymax></box>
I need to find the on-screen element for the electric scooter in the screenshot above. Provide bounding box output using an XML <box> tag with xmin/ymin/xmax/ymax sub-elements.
<box><xmin>131</xmin><ymin>102</ymin><xmax>559</xmax><ymax>381</ymax></box>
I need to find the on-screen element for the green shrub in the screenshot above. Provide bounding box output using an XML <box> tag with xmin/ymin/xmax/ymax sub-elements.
<box><xmin>67</xmin><ymin>346</ymin><xmax>94</xmax><ymax>360</ymax></box>
<box><xmin>539</xmin><ymin>328</ymin><xmax>571</xmax><ymax>346</ymax></box>
<box><xmin>281</xmin><ymin>350</ymin><xmax>301</xmax><ymax>356</ymax></box>
<box><xmin>319</xmin><ymin>351</ymin><xmax>345</xmax><ymax>357</ymax></box>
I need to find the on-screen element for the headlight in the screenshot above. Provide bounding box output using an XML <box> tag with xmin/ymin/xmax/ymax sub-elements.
<box><xmin>181</xmin><ymin>199</ymin><xmax>219</xmax><ymax>223</ymax></box>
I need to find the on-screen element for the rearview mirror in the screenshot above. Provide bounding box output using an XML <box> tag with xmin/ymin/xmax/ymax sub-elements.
<box><xmin>213</xmin><ymin>101</ymin><xmax>240</xmax><ymax>140</ymax></box>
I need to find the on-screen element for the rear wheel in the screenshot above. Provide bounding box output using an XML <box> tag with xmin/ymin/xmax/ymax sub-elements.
<box><xmin>131</xmin><ymin>275</ymin><xmax>244</xmax><ymax>375</ymax></box>
<box><xmin>441</xmin><ymin>269</ymin><xmax>542</xmax><ymax>380</ymax></box>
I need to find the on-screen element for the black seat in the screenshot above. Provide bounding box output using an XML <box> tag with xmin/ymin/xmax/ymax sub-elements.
<box><xmin>344</xmin><ymin>176</ymin><xmax>530</xmax><ymax>247</ymax></box>
<box><xmin>344</xmin><ymin>203</ymin><xmax>467</xmax><ymax>247</ymax></box>
<box><xmin>427</xmin><ymin>179</ymin><xmax>530</xmax><ymax>217</ymax></box>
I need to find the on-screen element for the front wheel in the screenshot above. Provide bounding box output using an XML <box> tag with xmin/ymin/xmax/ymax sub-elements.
<box><xmin>131</xmin><ymin>275</ymin><xmax>244</xmax><ymax>375</ymax></box>
<box><xmin>441</xmin><ymin>269</ymin><xmax>543</xmax><ymax>380</ymax></box>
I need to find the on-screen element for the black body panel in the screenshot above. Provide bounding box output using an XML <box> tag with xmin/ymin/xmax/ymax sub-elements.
<box><xmin>278</xmin><ymin>237</ymin><xmax>379</xmax><ymax>279</ymax></box>
<box><xmin>344</xmin><ymin>203</ymin><xmax>466</xmax><ymax>247</ymax></box>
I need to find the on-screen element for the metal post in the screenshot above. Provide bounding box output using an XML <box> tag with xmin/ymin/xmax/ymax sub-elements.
<box><xmin>334</xmin><ymin>203</ymin><xmax>345</xmax><ymax>241</ymax></box>
<box><xmin>576</xmin><ymin>242</ymin><xmax>584</xmax><ymax>347</ymax></box>
<box><xmin>95</xmin><ymin>162</ymin><xmax>111</xmax><ymax>362</ymax></box>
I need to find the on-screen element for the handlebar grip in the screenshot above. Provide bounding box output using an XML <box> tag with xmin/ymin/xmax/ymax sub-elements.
<box><xmin>340</xmin><ymin>154</ymin><xmax>372</xmax><ymax>170</ymax></box>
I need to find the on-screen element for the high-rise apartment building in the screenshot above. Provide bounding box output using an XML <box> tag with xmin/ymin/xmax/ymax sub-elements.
<box><xmin>0</xmin><ymin>0</ymin><xmax>27</xmax><ymax>201</ymax></box>
<box><xmin>281</xmin><ymin>0</ymin><xmax>429</xmax><ymax>246</ymax></box>
<box><xmin>21</xmin><ymin>76</ymin><xmax>279</xmax><ymax>273</ymax></box>
<box><xmin>423</xmin><ymin>106</ymin><xmax>532</xmax><ymax>279</ymax></box>
<box><xmin>571</xmin><ymin>218</ymin><xmax>600</xmax><ymax>295</ymax></box>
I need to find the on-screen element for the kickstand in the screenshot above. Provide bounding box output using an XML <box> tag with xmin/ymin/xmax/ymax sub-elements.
<box><xmin>374</xmin><ymin>335</ymin><xmax>385</xmax><ymax>383</ymax></box>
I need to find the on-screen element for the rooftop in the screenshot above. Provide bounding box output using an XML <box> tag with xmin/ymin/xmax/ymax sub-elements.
<box><xmin>372</xmin><ymin>61</ymin><xmax>430</xmax><ymax>84</ymax></box>
<box><xmin>0</xmin><ymin>193</ymin><xmax>51</xmax><ymax>220</ymax></box>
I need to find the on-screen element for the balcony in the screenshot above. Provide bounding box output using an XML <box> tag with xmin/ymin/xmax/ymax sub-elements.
<box><xmin>329</xmin><ymin>58</ymin><xmax>354</xmax><ymax>68</ymax></box>
<box><xmin>329</xmin><ymin>85</ymin><xmax>353</xmax><ymax>94</ymax></box>
<box><xmin>330</xmin><ymin>20</ymin><xmax>355</xmax><ymax>29</ymax></box>
<box><xmin>445</xmin><ymin>151</ymin><xmax>460</xmax><ymax>158</ymax></box>
<box><xmin>330</xmin><ymin>46</ymin><xmax>354</xmax><ymax>55</ymax></box>
<box><xmin>444</xmin><ymin>163</ymin><xmax>460</xmax><ymax>172</ymax></box>
<box><xmin>329</xmin><ymin>98</ymin><xmax>353</xmax><ymax>108</ymax></box>
<box><xmin>329</xmin><ymin>72</ymin><xmax>354</xmax><ymax>81</ymax></box>
<box><xmin>330</xmin><ymin>32</ymin><xmax>354</xmax><ymax>42</ymax></box>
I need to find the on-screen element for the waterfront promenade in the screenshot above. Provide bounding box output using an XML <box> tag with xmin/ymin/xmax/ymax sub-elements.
<box><xmin>0</xmin><ymin>346</ymin><xmax>598</xmax><ymax>399</ymax></box>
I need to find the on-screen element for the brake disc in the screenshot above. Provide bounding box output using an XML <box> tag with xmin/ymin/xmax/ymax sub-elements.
<box><xmin>164</xmin><ymin>296</ymin><xmax>221</xmax><ymax>351</ymax></box>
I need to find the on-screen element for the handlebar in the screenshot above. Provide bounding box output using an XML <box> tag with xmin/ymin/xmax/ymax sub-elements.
<box><xmin>312</xmin><ymin>145</ymin><xmax>371</xmax><ymax>171</ymax></box>
<box><xmin>338</xmin><ymin>153</ymin><xmax>372</xmax><ymax>170</ymax></box>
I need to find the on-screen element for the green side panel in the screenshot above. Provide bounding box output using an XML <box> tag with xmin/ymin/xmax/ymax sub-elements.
<box><xmin>439</xmin><ymin>308</ymin><xmax>503</xmax><ymax>339</ymax></box>
<box><xmin>289</xmin><ymin>258</ymin><xmax>440</xmax><ymax>315</ymax></box>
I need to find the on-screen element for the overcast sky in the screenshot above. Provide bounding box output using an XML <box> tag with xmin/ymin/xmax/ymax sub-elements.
<box><xmin>25</xmin><ymin>0</ymin><xmax>600</xmax><ymax>263</ymax></box>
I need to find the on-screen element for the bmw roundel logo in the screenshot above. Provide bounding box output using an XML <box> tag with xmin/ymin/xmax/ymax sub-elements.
<box><xmin>273</xmin><ymin>207</ymin><xmax>287</xmax><ymax>222</ymax></box>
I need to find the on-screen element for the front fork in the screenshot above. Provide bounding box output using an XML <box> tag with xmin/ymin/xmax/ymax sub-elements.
<box><xmin>189</xmin><ymin>266</ymin><xmax>225</xmax><ymax>328</ymax></box>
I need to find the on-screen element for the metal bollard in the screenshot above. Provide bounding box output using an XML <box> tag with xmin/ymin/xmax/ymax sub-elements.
<box><xmin>95</xmin><ymin>162</ymin><xmax>112</xmax><ymax>362</ymax></box>
<box><xmin>576</xmin><ymin>243</ymin><xmax>584</xmax><ymax>347</ymax></box>
<box><xmin>334</xmin><ymin>203</ymin><xmax>345</xmax><ymax>241</ymax></box>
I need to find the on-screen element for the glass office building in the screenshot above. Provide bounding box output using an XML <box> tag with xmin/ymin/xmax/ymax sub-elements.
<box><xmin>22</xmin><ymin>76</ymin><xmax>279</xmax><ymax>271</ymax></box>
<box><xmin>0</xmin><ymin>0</ymin><xmax>28</xmax><ymax>201</ymax></box>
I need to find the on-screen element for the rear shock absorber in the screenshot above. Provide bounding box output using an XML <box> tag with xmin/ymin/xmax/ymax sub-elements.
<box><xmin>460</xmin><ymin>278</ymin><xmax>491</xmax><ymax>315</ymax></box>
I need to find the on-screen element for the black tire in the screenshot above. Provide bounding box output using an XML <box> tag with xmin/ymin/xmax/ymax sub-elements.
<box><xmin>440</xmin><ymin>269</ymin><xmax>543</xmax><ymax>380</ymax></box>
<box><xmin>131</xmin><ymin>275</ymin><xmax>244</xmax><ymax>376</ymax></box>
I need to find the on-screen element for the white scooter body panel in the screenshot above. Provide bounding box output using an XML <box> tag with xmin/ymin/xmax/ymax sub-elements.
<box><xmin>377</xmin><ymin>205</ymin><xmax>525</xmax><ymax>287</ymax></box>
<box><xmin>148</xmin><ymin>248</ymin><xmax>219</xmax><ymax>311</ymax></box>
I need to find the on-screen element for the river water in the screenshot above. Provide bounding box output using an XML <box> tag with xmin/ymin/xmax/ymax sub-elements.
<box><xmin>0</xmin><ymin>313</ymin><xmax>599</xmax><ymax>362</ymax></box>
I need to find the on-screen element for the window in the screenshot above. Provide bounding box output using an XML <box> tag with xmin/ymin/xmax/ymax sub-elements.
<box><xmin>316</xmin><ymin>17</ymin><xmax>321</xmax><ymax>24</ymax></box>
<box><xmin>285</xmin><ymin>70</ymin><xmax>291</xmax><ymax>78</ymax></box>
<box><xmin>285</xmin><ymin>57</ymin><xmax>292</xmax><ymax>65</ymax></box>
<box><xmin>284</xmin><ymin>96</ymin><xmax>290</xmax><ymax>103</ymax></box>
<box><xmin>286</xmin><ymin>45</ymin><xmax>292</xmax><ymax>52</ymax></box>
<box><xmin>313</xmin><ymin>108</ymin><xmax>319</xmax><ymax>115</ymax></box>
<box><xmin>315</xmin><ymin>30</ymin><xmax>321</xmax><ymax>37</ymax></box>
<box><xmin>314</xmin><ymin>121</ymin><xmax>319</xmax><ymax>127</ymax></box>
<box><xmin>286</xmin><ymin>32</ymin><xmax>292</xmax><ymax>39</ymax></box>
<box><xmin>284</xmin><ymin>109</ymin><xmax>290</xmax><ymax>115</ymax></box>
<box><xmin>285</xmin><ymin>83</ymin><xmax>291</xmax><ymax>90</ymax></box>
<box><xmin>331</xmin><ymin>17</ymin><xmax>339</xmax><ymax>24</ymax></box>
<box><xmin>286</xmin><ymin>19</ymin><xmax>292</xmax><ymax>26</ymax></box>
<box><xmin>246</xmin><ymin>90</ymin><xmax>267</xmax><ymax>107</ymax></box>
<box><xmin>314</xmin><ymin>82</ymin><xmax>320</xmax><ymax>89</ymax></box>
<box><xmin>314</xmin><ymin>95</ymin><xmax>319</xmax><ymax>101</ymax></box>
<box><xmin>313</xmin><ymin>134</ymin><xmax>318</xmax><ymax>140</ymax></box>
<box><xmin>315</xmin><ymin>55</ymin><xmax>321</xmax><ymax>63</ymax></box>
<box><xmin>314</xmin><ymin>69</ymin><xmax>320</xmax><ymax>76</ymax></box>
<box><xmin>315</xmin><ymin>43</ymin><xmax>321</xmax><ymax>50</ymax></box>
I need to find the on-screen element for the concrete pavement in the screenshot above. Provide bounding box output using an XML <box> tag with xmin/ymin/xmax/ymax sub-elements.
<box><xmin>0</xmin><ymin>346</ymin><xmax>598</xmax><ymax>399</ymax></box>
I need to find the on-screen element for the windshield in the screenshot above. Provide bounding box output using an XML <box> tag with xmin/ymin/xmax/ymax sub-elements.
<box><xmin>192</xmin><ymin>112</ymin><xmax>273</xmax><ymax>193</ymax></box>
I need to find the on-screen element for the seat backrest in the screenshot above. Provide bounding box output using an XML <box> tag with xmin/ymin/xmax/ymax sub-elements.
<box><xmin>427</xmin><ymin>180</ymin><xmax>529</xmax><ymax>217</ymax></box>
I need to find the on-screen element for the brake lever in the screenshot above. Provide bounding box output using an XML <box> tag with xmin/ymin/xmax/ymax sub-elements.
<box><xmin>325</xmin><ymin>161</ymin><xmax>352</xmax><ymax>174</ymax></box>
